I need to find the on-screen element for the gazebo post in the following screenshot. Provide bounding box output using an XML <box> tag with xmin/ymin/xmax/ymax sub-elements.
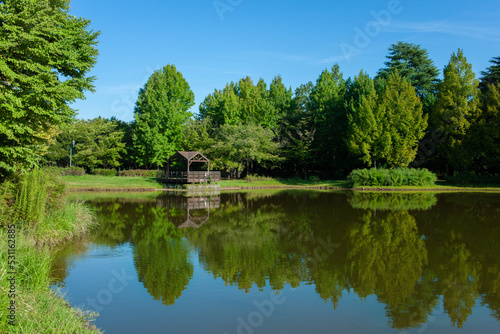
<box><xmin>187</xmin><ymin>152</ymin><xmax>190</xmax><ymax>183</ymax></box>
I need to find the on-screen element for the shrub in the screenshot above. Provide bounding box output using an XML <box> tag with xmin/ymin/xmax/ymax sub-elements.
<box><xmin>309</xmin><ymin>175</ymin><xmax>320</xmax><ymax>182</ymax></box>
<box><xmin>245</xmin><ymin>174</ymin><xmax>274</xmax><ymax>183</ymax></box>
<box><xmin>118</xmin><ymin>169</ymin><xmax>157</xmax><ymax>177</ymax></box>
<box><xmin>347</xmin><ymin>168</ymin><xmax>437</xmax><ymax>187</ymax></box>
<box><xmin>92</xmin><ymin>168</ymin><xmax>117</xmax><ymax>176</ymax></box>
<box><xmin>44</xmin><ymin>166</ymin><xmax>85</xmax><ymax>176</ymax></box>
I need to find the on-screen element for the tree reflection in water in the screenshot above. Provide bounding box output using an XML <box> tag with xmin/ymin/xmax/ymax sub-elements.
<box><xmin>62</xmin><ymin>191</ymin><xmax>499</xmax><ymax>330</ymax></box>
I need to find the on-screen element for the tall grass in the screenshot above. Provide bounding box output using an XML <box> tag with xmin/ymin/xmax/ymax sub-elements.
<box><xmin>14</xmin><ymin>168</ymin><xmax>48</xmax><ymax>226</ymax></box>
<box><xmin>0</xmin><ymin>230</ymin><xmax>99</xmax><ymax>333</ymax></box>
<box><xmin>347</xmin><ymin>168</ymin><xmax>437</xmax><ymax>188</ymax></box>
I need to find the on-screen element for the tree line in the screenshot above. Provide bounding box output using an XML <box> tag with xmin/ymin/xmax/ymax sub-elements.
<box><xmin>3</xmin><ymin>7</ymin><xmax>499</xmax><ymax>180</ymax></box>
<box><xmin>44</xmin><ymin>42</ymin><xmax>500</xmax><ymax>178</ymax></box>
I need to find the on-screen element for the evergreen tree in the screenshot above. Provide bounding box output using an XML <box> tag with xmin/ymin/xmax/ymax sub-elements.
<box><xmin>377</xmin><ymin>42</ymin><xmax>439</xmax><ymax>111</ymax></box>
<box><xmin>133</xmin><ymin>65</ymin><xmax>195</xmax><ymax>168</ymax></box>
<box><xmin>346</xmin><ymin>71</ymin><xmax>390</xmax><ymax>168</ymax></box>
<box><xmin>432</xmin><ymin>49</ymin><xmax>479</xmax><ymax>172</ymax></box>
<box><xmin>379</xmin><ymin>71</ymin><xmax>428</xmax><ymax>167</ymax></box>
<box><xmin>479</xmin><ymin>56</ymin><xmax>500</xmax><ymax>91</ymax></box>
<box><xmin>0</xmin><ymin>0</ymin><xmax>99</xmax><ymax>177</ymax></box>
<box><xmin>308</xmin><ymin>64</ymin><xmax>347</xmax><ymax>174</ymax></box>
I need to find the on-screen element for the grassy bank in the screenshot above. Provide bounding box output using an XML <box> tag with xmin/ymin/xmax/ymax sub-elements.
<box><xmin>0</xmin><ymin>169</ymin><xmax>100</xmax><ymax>333</ymax></box>
<box><xmin>61</xmin><ymin>174</ymin><xmax>500</xmax><ymax>192</ymax></box>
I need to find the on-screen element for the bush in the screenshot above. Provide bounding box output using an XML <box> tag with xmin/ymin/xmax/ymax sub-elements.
<box><xmin>245</xmin><ymin>174</ymin><xmax>274</xmax><ymax>183</ymax></box>
<box><xmin>308</xmin><ymin>175</ymin><xmax>320</xmax><ymax>182</ymax></box>
<box><xmin>92</xmin><ymin>168</ymin><xmax>117</xmax><ymax>176</ymax></box>
<box><xmin>347</xmin><ymin>168</ymin><xmax>437</xmax><ymax>188</ymax></box>
<box><xmin>44</xmin><ymin>166</ymin><xmax>85</xmax><ymax>176</ymax></box>
<box><xmin>118</xmin><ymin>169</ymin><xmax>157</xmax><ymax>177</ymax></box>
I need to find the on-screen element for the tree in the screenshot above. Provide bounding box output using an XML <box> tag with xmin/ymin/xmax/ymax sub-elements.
<box><xmin>479</xmin><ymin>56</ymin><xmax>500</xmax><ymax>91</ymax></box>
<box><xmin>45</xmin><ymin>118</ymin><xmax>126</xmax><ymax>169</ymax></box>
<box><xmin>72</xmin><ymin>118</ymin><xmax>126</xmax><ymax>169</ymax></box>
<box><xmin>432</xmin><ymin>49</ymin><xmax>479</xmax><ymax>172</ymax></box>
<box><xmin>378</xmin><ymin>71</ymin><xmax>428</xmax><ymax>167</ymax></box>
<box><xmin>347</xmin><ymin>71</ymin><xmax>427</xmax><ymax>168</ymax></box>
<box><xmin>377</xmin><ymin>42</ymin><xmax>439</xmax><ymax>111</ymax></box>
<box><xmin>0</xmin><ymin>0</ymin><xmax>99</xmax><ymax>177</ymax></box>
<box><xmin>133</xmin><ymin>65</ymin><xmax>195</xmax><ymax>168</ymax></box>
<box><xmin>308</xmin><ymin>64</ymin><xmax>347</xmax><ymax>173</ymax></box>
<box><xmin>346</xmin><ymin>71</ymin><xmax>390</xmax><ymax>168</ymax></box>
<box><xmin>466</xmin><ymin>83</ymin><xmax>500</xmax><ymax>173</ymax></box>
<box><xmin>209</xmin><ymin>123</ymin><xmax>282</xmax><ymax>177</ymax></box>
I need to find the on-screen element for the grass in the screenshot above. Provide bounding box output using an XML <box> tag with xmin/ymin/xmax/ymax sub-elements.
<box><xmin>62</xmin><ymin>175</ymin><xmax>163</xmax><ymax>191</ymax></box>
<box><xmin>0</xmin><ymin>169</ymin><xmax>101</xmax><ymax>333</ymax></box>
<box><xmin>61</xmin><ymin>174</ymin><xmax>500</xmax><ymax>192</ymax></box>
<box><xmin>0</xmin><ymin>230</ymin><xmax>99</xmax><ymax>333</ymax></box>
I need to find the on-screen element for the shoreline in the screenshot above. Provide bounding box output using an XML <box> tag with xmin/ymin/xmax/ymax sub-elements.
<box><xmin>68</xmin><ymin>185</ymin><xmax>500</xmax><ymax>193</ymax></box>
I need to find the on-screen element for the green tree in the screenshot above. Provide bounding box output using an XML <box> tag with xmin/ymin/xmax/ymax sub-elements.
<box><xmin>479</xmin><ymin>56</ymin><xmax>500</xmax><ymax>91</ymax></box>
<box><xmin>346</xmin><ymin>71</ymin><xmax>390</xmax><ymax>168</ymax></box>
<box><xmin>209</xmin><ymin>123</ymin><xmax>282</xmax><ymax>177</ymax></box>
<box><xmin>0</xmin><ymin>0</ymin><xmax>99</xmax><ymax>177</ymax></box>
<box><xmin>72</xmin><ymin>118</ymin><xmax>126</xmax><ymax>169</ymax></box>
<box><xmin>133</xmin><ymin>65</ymin><xmax>195</xmax><ymax>168</ymax></box>
<box><xmin>308</xmin><ymin>64</ymin><xmax>347</xmax><ymax>173</ymax></box>
<box><xmin>432</xmin><ymin>49</ymin><xmax>479</xmax><ymax>172</ymax></box>
<box><xmin>377</xmin><ymin>42</ymin><xmax>440</xmax><ymax>111</ymax></box>
<box><xmin>378</xmin><ymin>71</ymin><xmax>428</xmax><ymax>167</ymax></box>
<box><xmin>466</xmin><ymin>83</ymin><xmax>500</xmax><ymax>173</ymax></box>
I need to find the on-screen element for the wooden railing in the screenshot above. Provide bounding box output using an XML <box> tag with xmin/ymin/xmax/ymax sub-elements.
<box><xmin>156</xmin><ymin>170</ymin><xmax>221</xmax><ymax>183</ymax></box>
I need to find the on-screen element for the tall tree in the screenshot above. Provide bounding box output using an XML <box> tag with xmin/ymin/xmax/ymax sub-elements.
<box><xmin>0</xmin><ymin>0</ymin><xmax>99</xmax><ymax>177</ymax></box>
<box><xmin>346</xmin><ymin>71</ymin><xmax>390</xmax><ymax>168</ymax></box>
<box><xmin>379</xmin><ymin>71</ymin><xmax>428</xmax><ymax>167</ymax></box>
<box><xmin>133</xmin><ymin>65</ymin><xmax>195</xmax><ymax>168</ymax></box>
<box><xmin>479</xmin><ymin>56</ymin><xmax>500</xmax><ymax>91</ymax></box>
<box><xmin>308</xmin><ymin>64</ymin><xmax>347</xmax><ymax>174</ymax></box>
<box><xmin>377</xmin><ymin>42</ymin><xmax>439</xmax><ymax>111</ymax></box>
<box><xmin>466</xmin><ymin>83</ymin><xmax>500</xmax><ymax>173</ymax></box>
<box><xmin>432</xmin><ymin>49</ymin><xmax>479</xmax><ymax>172</ymax></box>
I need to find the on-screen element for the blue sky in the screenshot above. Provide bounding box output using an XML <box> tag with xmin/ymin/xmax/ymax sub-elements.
<box><xmin>69</xmin><ymin>0</ymin><xmax>500</xmax><ymax>122</ymax></box>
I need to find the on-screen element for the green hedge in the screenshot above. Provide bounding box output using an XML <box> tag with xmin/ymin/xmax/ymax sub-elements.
<box><xmin>92</xmin><ymin>168</ymin><xmax>117</xmax><ymax>176</ymax></box>
<box><xmin>44</xmin><ymin>166</ymin><xmax>85</xmax><ymax>176</ymax></box>
<box><xmin>347</xmin><ymin>168</ymin><xmax>437</xmax><ymax>187</ymax></box>
<box><xmin>118</xmin><ymin>169</ymin><xmax>156</xmax><ymax>177</ymax></box>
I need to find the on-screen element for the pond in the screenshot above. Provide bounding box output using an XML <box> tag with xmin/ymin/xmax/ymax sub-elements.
<box><xmin>53</xmin><ymin>191</ymin><xmax>500</xmax><ymax>334</ymax></box>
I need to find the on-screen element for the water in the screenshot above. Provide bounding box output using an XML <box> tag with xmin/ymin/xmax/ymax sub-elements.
<box><xmin>52</xmin><ymin>191</ymin><xmax>500</xmax><ymax>334</ymax></box>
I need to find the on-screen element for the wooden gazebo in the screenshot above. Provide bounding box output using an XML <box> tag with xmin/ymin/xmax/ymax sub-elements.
<box><xmin>156</xmin><ymin>151</ymin><xmax>221</xmax><ymax>183</ymax></box>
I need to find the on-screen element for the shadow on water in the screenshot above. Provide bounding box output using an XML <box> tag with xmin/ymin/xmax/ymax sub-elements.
<box><xmin>53</xmin><ymin>190</ymin><xmax>500</xmax><ymax>330</ymax></box>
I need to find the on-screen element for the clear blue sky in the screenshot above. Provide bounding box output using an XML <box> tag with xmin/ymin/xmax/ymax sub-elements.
<box><xmin>69</xmin><ymin>0</ymin><xmax>500</xmax><ymax>122</ymax></box>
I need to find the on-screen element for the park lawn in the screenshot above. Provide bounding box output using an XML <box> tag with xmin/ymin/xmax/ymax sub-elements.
<box><xmin>219</xmin><ymin>178</ymin><xmax>349</xmax><ymax>188</ymax></box>
<box><xmin>62</xmin><ymin>175</ymin><xmax>163</xmax><ymax>190</ymax></box>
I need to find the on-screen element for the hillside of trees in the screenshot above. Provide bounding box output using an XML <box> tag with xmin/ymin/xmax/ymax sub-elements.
<box><xmin>12</xmin><ymin>43</ymin><xmax>500</xmax><ymax>179</ymax></box>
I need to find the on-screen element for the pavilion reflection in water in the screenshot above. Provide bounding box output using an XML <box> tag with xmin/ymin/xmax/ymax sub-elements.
<box><xmin>156</xmin><ymin>194</ymin><xmax>220</xmax><ymax>228</ymax></box>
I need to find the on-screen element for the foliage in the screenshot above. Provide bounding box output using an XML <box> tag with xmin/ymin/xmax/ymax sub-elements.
<box><xmin>432</xmin><ymin>49</ymin><xmax>480</xmax><ymax>172</ymax></box>
<box><xmin>118</xmin><ymin>169</ymin><xmax>157</xmax><ymax>177</ymax></box>
<box><xmin>133</xmin><ymin>65</ymin><xmax>195</xmax><ymax>168</ymax></box>
<box><xmin>348</xmin><ymin>192</ymin><xmax>438</xmax><ymax>211</ymax></box>
<box><xmin>445</xmin><ymin>172</ymin><xmax>500</xmax><ymax>186</ymax></box>
<box><xmin>347</xmin><ymin>71</ymin><xmax>427</xmax><ymax>168</ymax></box>
<box><xmin>45</xmin><ymin>166</ymin><xmax>86</xmax><ymax>176</ymax></box>
<box><xmin>347</xmin><ymin>168</ymin><xmax>437</xmax><ymax>187</ymax></box>
<box><xmin>479</xmin><ymin>56</ymin><xmax>500</xmax><ymax>91</ymax></box>
<box><xmin>91</xmin><ymin>168</ymin><xmax>117</xmax><ymax>176</ymax></box>
<box><xmin>199</xmin><ymin>76</ymin><xmax>291</xmax><ymax>130</ymax></box>
<box><xmin>45</xmin><ymin>117</ymin><xmax>127</xmax><ymax>169</ymax></box>
<box><xmin>244</xmin><ymin>174</ymin><xmax>275</xmax><ymax>182</ymax></box>
<box><xmin>308</xmin><ymin>64</ymin><xmax>348</xmax><ymax>172</ymax></box>
<box><xmin>377</xmin><ymin>41</ymin><xmax>440</xmax><ymax>110</ymax></box>
<box><xmin>209</xmin><ymin>123</ymin><xmax>283</xmax><ymax>175</ymax></box>
<box><xmin>0</xmin><ymin>0</ymin><xmax>99</xmax><ymax>177</ymax></box>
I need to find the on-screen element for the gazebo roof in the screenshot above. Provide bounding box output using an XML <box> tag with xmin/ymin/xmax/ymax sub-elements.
<box><xmin>168</xmin><ymin>151</ymin><xmax>209</xmax><ymax>162</ymax></box>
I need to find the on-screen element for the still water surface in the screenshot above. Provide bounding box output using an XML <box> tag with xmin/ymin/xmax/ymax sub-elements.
<box><xmin>53</xmin><ymin>191</ymin><xmax>500</xmax><ymax>334</ymax></box>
